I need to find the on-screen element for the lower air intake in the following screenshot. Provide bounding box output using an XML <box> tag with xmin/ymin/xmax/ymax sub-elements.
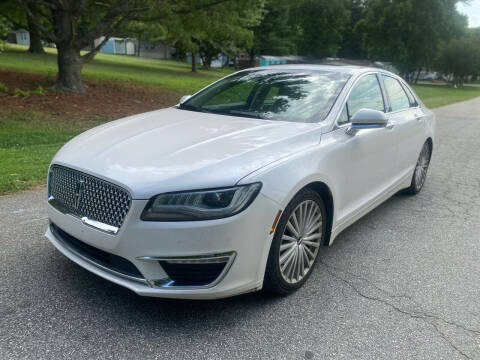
<box><xmin>159</xmin><ymin>261</ymin><xmax>227</xmax><ymax>286</ymax></box>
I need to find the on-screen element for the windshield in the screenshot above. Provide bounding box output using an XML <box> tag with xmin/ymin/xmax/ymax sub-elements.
<box><xmin>180</xmin><ymin>69</ymin><xmax>350</xmax><ymax>123</ymax></box>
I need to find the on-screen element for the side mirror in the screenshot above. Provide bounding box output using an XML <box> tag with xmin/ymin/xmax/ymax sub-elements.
<box><xmin>350</xmin><ymin>108</ymin><xmax>388</xmax><ymax>131</ymax></box>
<box><xmin>179</xmin><ymin>95</ymin><xmax>192</xmax><ymax>104</ymax></box>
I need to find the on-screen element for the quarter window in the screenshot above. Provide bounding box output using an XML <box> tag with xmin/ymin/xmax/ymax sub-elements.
<box><xmin>338</xmin><ymin>104</ymin><xmax>349</xmax><ymax>125</ymax></box>
<box><xmin>383</xmin><ymin>76</ymin><xmax>411</xmax><ymax>112</ymax></box>
<box><xmin>403</xmin><ymin>84</ymin><xmax>418</xmax><ymax>107</ymax></box>
<box><xmin>347</xmin><ymin>74</ymin><xmax>385</xmax><ymax>117</ymax></box>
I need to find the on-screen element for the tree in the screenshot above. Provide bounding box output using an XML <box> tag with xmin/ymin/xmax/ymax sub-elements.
<box><xmin>165</xmin><ymin>0</ymin><xmax>265</xmax><ymax>71</ymax></box>
<box><xmin>338</xmin><ymin>0</ymin><xmax>366</xmax><ymax>59</ymax></box>
<box><xmin>0</xmin><ymin>0</ymin><xmax>45</xmax><ymax>53</ymax></box>
<box><xmin>16</xmin><ymin>0</ymin><xmax>244</xmax><ymax>92</ymax></box>
<box><xmin>292</xmin><ymin>0</ymin><xmax>350</xmax><ymax>59</ymax></box>
<box><xmin>248</xmin><ymin>0</ymin><xmax>297</xmax><ymax>65</ymax></box>
<box><xmin>436</xmin><ymin>37</ymin><xmax>480</xmax><ymax>86</ymax></box>
<box><xmin>358</xmin><ymin>0</ymin><xmax>467</xmax><ymax>80</ymax></box>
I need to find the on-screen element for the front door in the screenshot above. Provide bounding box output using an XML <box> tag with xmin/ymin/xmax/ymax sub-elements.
<box><xmin>337</xmin><ymin>73</ymin><xmax>398</xmax><ymax>220</ymax></box>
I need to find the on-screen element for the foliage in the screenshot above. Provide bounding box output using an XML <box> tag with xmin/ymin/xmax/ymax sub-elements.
<box><xmin>0</xmin><ymin>0</ymin><xmax>474</xmax><ymax>91</ymax></box>
<box><xmin>358</xmin><ymin>0</ymin><xmax>467</xmax><ymax>78</ymax></box>
<box><xmin>31</xmin><ymin>85</ymin><xmax>45</xmax><ymax>95</ymax></box>
<box><xmin>249</xmin><ymin>0</ymin><xmax>297</xmax><ymax>58</ymax></box>
<box><xmin>0</xmin><ymin>82</ymin><xmax>8</xmax><ymax>93</ymax></box>
<box><xmin>12</xmin><ymin>85</ymin><xmax>45</xmax><ymax>97</ymax></box>
<box><xmin>0</xmin><ymin>14</ymin><xmax>10</xmax><ymax>53</ymax></box>
<box><xmin>338</xmin><ymin>0</ymin><xmax>366</xmax><ymax>59</ymax></box>
<box><xmin>435</xmin><ymin>37</ymin><xmax>480</xmax><ymax>86</ymax></box>
<box><xmin>0</xmin><ymin>0</ymin><xmax>45</xmax><ymax>53</ymax></box>
<box><xmin>13</xmin><ymin>88</ymin><xmax>30</xmax><ymax>97</ymax></box>
<box><xmin>293</xmin><ymin>0</ymin><xmax>350</xmax><ymax>58</ymax></box>
<box><xmin>13</xmin><ymin>0</ymin><xmax>258</xmax><ymax>90</ymax></box>
<box><xmin>166</xmin><ymin>0</ymin><xmax>265</xmax><ymax>69</ymax></box>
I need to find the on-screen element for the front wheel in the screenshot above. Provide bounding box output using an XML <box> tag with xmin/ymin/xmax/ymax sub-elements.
<box><xmin>403</xmin><ymin>141</ymin><xmax>431</xmax><ymax>195</ymax></box>
<box><xmin>263</xmin><ymin>188</ymin><xmax>326</xmax><ymax>295</ymax></box>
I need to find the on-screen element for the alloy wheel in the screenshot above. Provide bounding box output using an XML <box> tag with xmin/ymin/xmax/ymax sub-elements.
<box><xmin>279</xmin><ymin>200</ymin><xmax>323</xmax><ymax>284</ymax></box>
<box><xmin>414</xmin><ymin>144</ymin><xmax>430</xmax><ymax>191</ymax></box>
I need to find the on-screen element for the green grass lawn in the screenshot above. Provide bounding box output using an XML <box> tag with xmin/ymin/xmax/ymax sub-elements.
<box><xmin>412</xmin><ymin>84</ymin><xmax>480</xmax><ymax>108</ymax></box>
<box><xmin>0</xmin><ymin>44</ymin><xmax>231</xmax><ymax>94</ymax></box>
<box><xmin>2</xmin><ymin>44</ymin><xmax>480</xmax><ymax>195</ymax></box>
<box><xmin>0</xmin><ymin>112</ymin><xmax>107</xmax><ymax>194</ymax></box>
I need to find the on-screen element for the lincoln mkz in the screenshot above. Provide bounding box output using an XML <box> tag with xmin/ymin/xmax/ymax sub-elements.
<box><xmin>46</xmin><ymin>65</ymin><xmax>435</xmax><ymax>299</ymax></box>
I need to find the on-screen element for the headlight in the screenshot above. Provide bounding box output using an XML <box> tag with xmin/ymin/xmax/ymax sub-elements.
<box><xmin>141</xmin><ymin>183</ymin><xmax>262</xmax><ymax>221</ymax></box>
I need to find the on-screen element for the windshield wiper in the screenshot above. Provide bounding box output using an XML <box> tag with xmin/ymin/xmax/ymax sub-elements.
<box><xmin>179</xmin><ymin>103</ymin><xmax>207</xmax><ymax>113</ymax></box>
<box><xmin>221</xmin><ymin>110</ymin><xmax>265</xmax><ymax>120</ymax></box>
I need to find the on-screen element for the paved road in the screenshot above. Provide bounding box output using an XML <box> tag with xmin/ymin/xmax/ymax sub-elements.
<box><xmin>1</xmin><ymin>99</ymin><xmax>479</xmax><ymax>360</ymax></box>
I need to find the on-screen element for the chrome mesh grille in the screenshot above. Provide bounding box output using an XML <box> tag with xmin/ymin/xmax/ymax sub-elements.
<box><xmin>48</xmin><ymin>166</ymin><xmax>131</xmax><ymax>229</ymax></box>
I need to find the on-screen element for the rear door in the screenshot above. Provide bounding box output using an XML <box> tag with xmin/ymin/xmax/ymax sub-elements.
<box><xmin>381</xmin><ymin>75</ymin><xmax>425</xmax><ymax>178</ymax></box>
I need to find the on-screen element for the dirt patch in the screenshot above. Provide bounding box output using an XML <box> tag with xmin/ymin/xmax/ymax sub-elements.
<box><xmin>0</xmin><ymin>69</ymin><xmax>180</xmax><ymax>120</ymax></box>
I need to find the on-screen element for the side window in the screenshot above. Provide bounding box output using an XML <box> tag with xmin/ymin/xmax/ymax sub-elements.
<box><xmin>383</xmin><ymin>76</ymin><xmax>411</xmax><ymax>112</ymax></box>
<box><xmin>347</xmin><ymin>74</ymin><xmax>385</xmax><ymax>117</ymax></box>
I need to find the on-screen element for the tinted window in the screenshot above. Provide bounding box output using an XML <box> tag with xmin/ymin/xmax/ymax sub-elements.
<box><xmin>383</xmin><ymin>76</ymin><xmax>411</xmax><ymax>111</ymax></box>
<box><xmin>204</xmin><ymin>81</ymin><xmax>255</xmax><ymax>106</ymax></box>
<box><xmin>182</xmin><ymin>70</ymin><xmax>351</xmax><ymax>123</ymax></box>
<box><xmin>347</xmin><ymin>74</ymin><xmax>385</xmax><ymax>116</ymax></box>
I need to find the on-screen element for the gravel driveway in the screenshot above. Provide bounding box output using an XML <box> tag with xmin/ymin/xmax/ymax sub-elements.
<box><xmin>1</xmin><ymin>98</ymin><xmax>479</xmax><ymax>360</ymax></box>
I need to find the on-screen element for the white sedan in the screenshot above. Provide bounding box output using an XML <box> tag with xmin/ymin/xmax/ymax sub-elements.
<box><xmin>45</xmin><ymin>65</ymin><xmax>435</xmax><ymax>299</ymax></box>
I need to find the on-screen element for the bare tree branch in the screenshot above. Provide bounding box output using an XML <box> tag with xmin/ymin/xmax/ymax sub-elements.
<box><xmin>74</xmin><ymin>1</ymin><xmax>150</xmax><ymax>48</ymax></box>
<box><xmin>81</xmin><ymin>34</ymin><xmax>110</xmax><ymax>62</ymax></box>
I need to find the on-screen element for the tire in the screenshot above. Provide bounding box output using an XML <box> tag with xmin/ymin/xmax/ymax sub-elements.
<box><xmin>263</xmin><ymin>188</ymin><xmax>327</xmax><ymax>295</ymax></box>
<box><xmin>403</xmin><ymin>141</ymin><xmax>431</xmax><ymax>195</ymax></box>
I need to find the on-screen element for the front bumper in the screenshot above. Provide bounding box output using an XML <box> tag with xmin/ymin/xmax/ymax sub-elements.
<box><xmin>45</xmin><ymin>193</ymin><xmax>279</xmax><ymax>299</ymax></box>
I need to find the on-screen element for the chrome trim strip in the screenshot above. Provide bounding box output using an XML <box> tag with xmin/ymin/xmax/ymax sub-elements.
<box><xmin>81</xmin><ymin>217</ymin><xmax>119</xmax><ymax>235</ymax></box>
<box><xmin>138</xmin><ymin>252</ymin><xmax>237</xmax><ymax>290</ymax></box>
<box><xmin>48</xmin><ymin>196</ymin><xmax>119</xmax><ymax>235</ymax></box>
<box><xmin>50</xmin><ymin>224</ymin><xmax>148</xmax><ymax>285</ymax></box>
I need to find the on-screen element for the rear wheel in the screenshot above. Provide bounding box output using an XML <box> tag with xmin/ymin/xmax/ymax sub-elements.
<box><xmin>404</xmin><ymin>141</ymin><xmax>431</xmax><ymax>195</ymax></box>
<box><xmin>264</xmin><ymin>188</ymin><xmax>326</xmax><ymax>295</ymax></box>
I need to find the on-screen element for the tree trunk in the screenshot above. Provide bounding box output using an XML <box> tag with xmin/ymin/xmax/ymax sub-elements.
<box><xmin>191</xmin><ymin>52</ymin><xmax>197</xmax><ymax>72</ymax></box>
<box><xmin>248</xmin><ymin>49</ymin><xmax>256</xmax><ymax>68</ymax></box>
<box><xmin>55</xmin><ymin>45</ymin><xmax>86</xmax><ymax>93</ymax></box>
<box><xmin>27</xmin><ymin>7</ymin><xmax>45</xmax><ymax>54</ymax></box>
<box><xmin>222</xmin><ymin>57</ymin><xmax>229</xmax><ymax>68</ymax></box>
<box><xmin>201</xmin><ymin>54</ymin><xmax>211</xmax><ymax>70</ymax></box>
<box><xmin>414</xmin><ymin>70</ymin><xmax>421</xmax><ymax>84</ymax></box>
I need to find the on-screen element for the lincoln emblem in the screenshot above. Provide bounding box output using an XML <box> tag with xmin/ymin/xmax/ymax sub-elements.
<box><xmin>73</xmin><ymin>179</ymin><xmax>85</xmax><ymax>209</ymax></box>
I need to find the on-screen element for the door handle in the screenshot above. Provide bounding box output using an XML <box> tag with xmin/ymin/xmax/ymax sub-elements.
<box><xmin>386</xmin><ymin>122</ymin><xmax>395</xmax><ymax>130</ymax></box>
<box><xmin>414</xmin><ymin>114</ymin><xmax>423</xmax><ymax>121</ymax></box>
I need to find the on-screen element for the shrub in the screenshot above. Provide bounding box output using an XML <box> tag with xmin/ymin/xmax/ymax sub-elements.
<box><xmin>0</xmin><ymin>82</ymin><xmax>8</xmax><ymax>94</ymax></box>
<box><xmin>13</xmin><ymin>88</ymin><xmax>30</xmax><ymax>97</ymax></box>
<box><xmin>31</xmin><ymin>85</ymin><xmax>45</xmax><ymax>95</ymax></box>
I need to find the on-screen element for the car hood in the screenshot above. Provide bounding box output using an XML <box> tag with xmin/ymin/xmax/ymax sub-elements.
<box><xmin>52</xmin><ymin>108</ymin><xmax>322</xmax><ymax>199</ymax></box>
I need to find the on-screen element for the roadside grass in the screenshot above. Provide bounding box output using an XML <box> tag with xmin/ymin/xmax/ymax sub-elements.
<box><xmin>0</xmin><ymin>111</ymin><xmax>107</xmax><ymax>194</ymax></box>
<box><xmin>0</xmin><ymin>44</ymin><xmax>231</xmax><ymax>94</ymax></box>
<box><xmin>412</xmin><ymin>84</ymin><xmax>480</xmax><ymax>108</ymax></box>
